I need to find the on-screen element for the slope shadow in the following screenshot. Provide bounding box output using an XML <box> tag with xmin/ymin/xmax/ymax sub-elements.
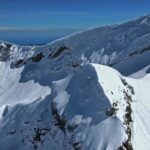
<box><xmin>60</xmin><ymin>64</ymin><xmax>112</xmax><ymax>125</ymax></box>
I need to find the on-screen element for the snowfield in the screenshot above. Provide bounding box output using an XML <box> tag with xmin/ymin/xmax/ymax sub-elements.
<box><xmin>0</xmin><ymin>15</ymin><xmax>150</xmax><ymax>150</ymax></box>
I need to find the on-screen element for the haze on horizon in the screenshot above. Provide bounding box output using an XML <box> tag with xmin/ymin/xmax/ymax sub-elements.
<box><xmin>0</xmin><ymin>0</ymin><xmax>150</xmax><ymax>45</ymax></box>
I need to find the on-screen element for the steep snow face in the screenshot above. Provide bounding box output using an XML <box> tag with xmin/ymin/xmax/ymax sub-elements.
<box><xmin>126</xmin><ymin>74</ymin><xmax>150</xmax><ymax>150</ymax></box>
<box><xmin>0</xmin><ymin>62</ymin><xmax>51</xmax><ymax>105</ymax></box>
<box><xmin>129</xmin><ymin>65</ymin><xmax>150</xmax><ymax>78</ymax></box>
<box><xmin>94</xmin><ymin>65</ymin><xmax>150</xmax><ymax>150</ymax></box>
<box><xmin>40</xmin><ymin>15</ymin><xmax>150</xmax><ymax>76</ymax></box>
<box><xmin>51</xmin><ymin>64</ymin><xmax>150</xmax><ymax>150</ymax></box>
<box><xmin>0</xmin><ymin>43</ymin><xmax>51</xmax><ymax>105</ymax></box>
<box><xmin>51</xmin><ymin>64</ymin><xmax>129</xmax><ymax>150</ymax></box>
<box><xmin>1</xmin><ymin>15</ymin><xmax>150</xmax><ymax>77</ymax></box>
<box><xmin>0</xmin><ymin>58</ymin><xmax>149</xmax><ymax>150</ymax></box>
<box><xmin>0</xmin><ymin>42</ymin><xmax>54</xmax><ymax>150</ymax></box>
<box><xmin>0</xmin><ymin>61</ymin><xmax>131</xmax><ymax>150</ymax></box>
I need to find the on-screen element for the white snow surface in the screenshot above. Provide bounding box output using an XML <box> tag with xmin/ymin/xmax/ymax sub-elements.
<box><xmin>0</xmin><ymin>61</ymin><xmax>51</xmax><ymax>105</ymax></box>
<box><xmin>0</xmin><ymin>15</ymin><xmax>150</xmax><ymax>150</ymax></box>
<box><xmin>126</xmin><ymin>74</ymin><xmax>150</xmax><ymax>150</ymax></box>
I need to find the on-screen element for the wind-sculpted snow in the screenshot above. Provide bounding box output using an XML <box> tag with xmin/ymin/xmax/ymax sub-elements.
<box><xmin>125</xmin><ymin>74</ymin><xmax>150</xmax><ymax>150</ymax></box>
<box><xmin>0</xmin><ymin>15</ymin><xmax>150</xmax><ymax>150</ymax></box>
<box><xmin>42</xmin><ymin>15</ymin><xmax>150</xmax><ymax>76</ymax></box>
<box><xmin>0</xmin><ymin>61</ymin><xmax>51</xmax><ymax>105</ymax></box>
<box><xmin>0</xmin><ymin>62</ymin><xmax>129</xmax><ymax>150</ymax></box>
<box><xmin>1</xmin><ymin>15</ymin><xmax>150</xmax><ymax>77</ymax></box>
<box><xmin>0</xmin><ymin>59</ymin><xmax>150</xmax><ymax>149</ymax></box>
<box><xmin>51</xmin><ymin>64</ymin><xmax>128</xmax><ymax>150</ymax></box>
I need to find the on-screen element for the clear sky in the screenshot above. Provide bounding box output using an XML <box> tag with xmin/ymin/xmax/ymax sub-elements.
<box><xmin>0</xmin><ymin>0</ymin><xmax>150</xmax><ymax>44</ymax></box>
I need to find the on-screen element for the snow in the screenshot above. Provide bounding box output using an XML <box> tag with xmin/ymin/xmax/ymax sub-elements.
<box><xmin>129</xmin><ymin>65</ymin><xmax>150</xmax><ymax>78</ymax></box>
<box><xmin>50</xmin><ymin>63</ymin><xmax>131</xmax><ymax>149</ymax></box>
<box><xmin>128</xmin><ymin>74</ymin><xmax>150</xmax><ymax>150</ymax></box>
<box><xmin>50</xmin><ymin>63</ymin><xmax>150</xmax><ymax>150</ymax></box>
<box><xmin>0</xmin><ymin>62</ymin><xmax>51</xmax><ymax>105</ymax></box>
<box><xmin>52</xmin><ymin>74</ymin><xmax>73</xmax><ymax>115</ymax></box>
<box><xmin>93</xmin><ymin>64</ymin><xmax>128</xmax><ymax>122</ymax></box>
<box><xmin>0</xmin><ymin>15</ymin><xmax>150</xmax><ymax>150</ymax></box>
<box><xmin>85</xmin><ymin>117</ymin><xmax>127</xmax><ymax>150</ymax></box>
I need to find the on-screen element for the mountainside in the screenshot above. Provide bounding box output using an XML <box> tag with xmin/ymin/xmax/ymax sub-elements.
<box><xmin>0</xmin><ymin>15</ymin><xmax>150</xmax><ymax>150</ymax></box>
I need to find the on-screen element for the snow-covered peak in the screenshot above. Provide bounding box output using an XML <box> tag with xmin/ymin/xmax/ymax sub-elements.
<box><xmin>49</xmin><ymin>63</ymin><xmax>150</xmax><ymax>150</ymax></box>
<box><xmin>0</xmin><ymin>15</ymin><xmax>150</xmax><ymax>150</ymax></box>
<box><xmin>1</xmin><ymin>15</ymin><xmax>150</xmax><ymax>76</ymax></box>
<box><xmin>137</xmin><ymin>14</ymin><xmax>150</xmax><ymax>25</ymax></box>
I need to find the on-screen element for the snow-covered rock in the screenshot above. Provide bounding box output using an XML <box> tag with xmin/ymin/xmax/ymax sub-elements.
<box><xmin>0</xmin><ymin>15</ymin><xmax>150</xmax><ymax>150</ymax></box>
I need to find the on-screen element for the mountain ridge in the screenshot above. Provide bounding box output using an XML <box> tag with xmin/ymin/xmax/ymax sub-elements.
<box><xmin>0</xmin><ymin>15</ymin><xmax>150</xmax><ymax>150</ymax></box>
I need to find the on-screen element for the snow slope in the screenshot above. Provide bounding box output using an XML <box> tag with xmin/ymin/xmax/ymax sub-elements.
<box><xmin>126</xmin><ymin>75</ymin><xmax>150</xmax><ymax>150</ymax></box>
<box><xmin>51</xmin><ymin>64</ymin><xmax>150</xmax><ymax>150</ymax></box>
<box><xmin>0</xmin><ymin>15</ymin><xmax>150</xmax><ymax>150</ymax></box>
<box><xmin>44</xmin><ymin>14</ymin><xmax>150</xmax><ymax>76</ymax></box>
<box><xmin>1</xmin><ymin>15</ymin><xmax>150</xmax><ymax>76</ymax></box>
<box><xmin>0</xmin><ymin>61</ymin><xmax>149</xmax><ymax>150</ymax></box>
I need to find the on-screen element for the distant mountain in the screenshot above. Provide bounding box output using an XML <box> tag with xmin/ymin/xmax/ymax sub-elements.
<box><xmin>0</xmin><ymin>15</ymin><xmax>150</xmax><ymax>150</ymax></box>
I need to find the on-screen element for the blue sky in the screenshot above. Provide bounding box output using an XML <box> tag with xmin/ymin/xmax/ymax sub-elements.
<box><xmin>0</xmin><ymin>0</ymin><xmax>150</xmax><ymax>44</ymax></box>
